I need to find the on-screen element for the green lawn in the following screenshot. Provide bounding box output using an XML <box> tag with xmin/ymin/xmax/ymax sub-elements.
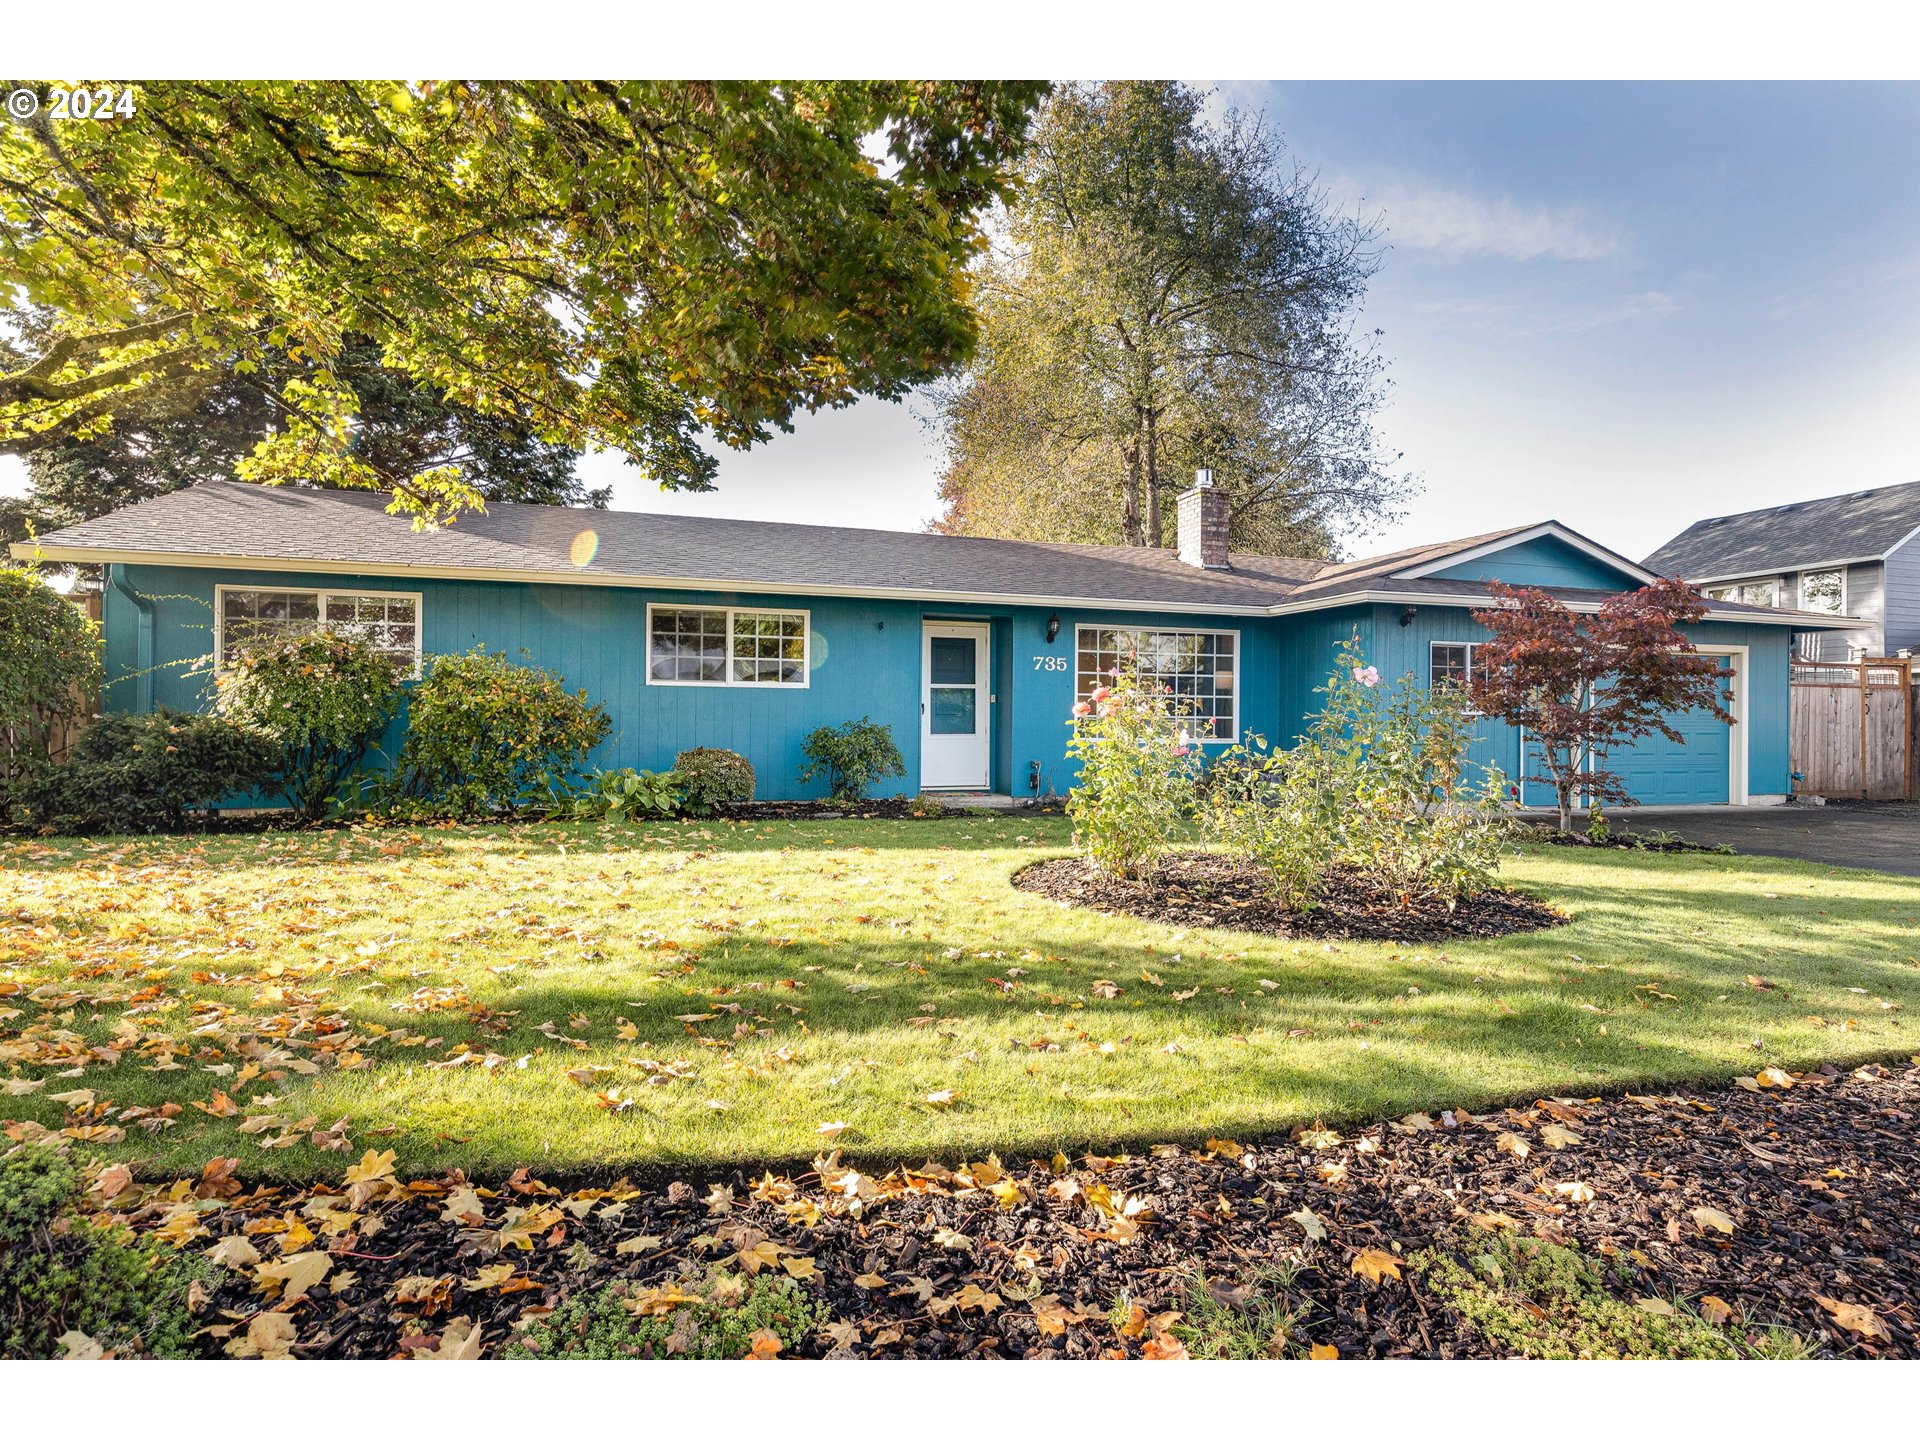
<box><xmin>3</xmin><ymin>815</ymin><xmax>1916</xmax><ymax>1179</ymax></box>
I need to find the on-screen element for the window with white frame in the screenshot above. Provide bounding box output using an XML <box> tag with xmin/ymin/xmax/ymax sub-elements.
<box><xmin>647</xmin><ymin>605</ymin><xmax>809</xmax><ymax>687</ymax></box>
<box><xmin>1430</xmin><ymin>641</ymin><xmax>1478</xmax><ymax>690</ymax></box>
<box><xmin>217</xmin><ymin>586</ymin><xmax>422</xmax><ymax>677</ymax></box>
<box><xmin>1705</xmin><ymin>579</ymin><xmax>1781</xmax><ymax>608</ymax></box>
<box><xmin>1075</xmin><ymin>626</ymin><xmax>1237</xmax><ymax>740</ymax></box>
<box><xmin>1797</xmin><ymin>568</ymin><xmax>1845</xmax><ymax>614</ymax></box>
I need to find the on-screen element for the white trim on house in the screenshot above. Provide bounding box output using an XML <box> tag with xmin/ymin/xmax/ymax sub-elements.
<box><xmin>1688</xmin><ymin>558</ymin><xmax>1884</xmax><ymax>587</ymax></box>
<box><xmin>20</xmin><ymin>546</ymin><xmax>1868</xmax><ymax>629</ymax></box>
<box><xmin>1694</xmin><ymin>644</ymin><xmax>1750</xmax><ymax>805</ymax></box>
<box><xmin>1273</xmin><ymin>587</ymin><xmax>1857</xmax><ymax>628</ymax></box>
<box><xmin>642</xmin><ymin>601</ymin><xmax>812</xmax><ymax>689</ymax></box>
<box><xmin>1074</xmin><ymin>622</ymin><xmax>1243</xmax><ymax>744</ymax></box>
<box><xmin>1393</xmin><ymin>522</ymin><xmax>1660</xmax><ymax>586</ymax></box>
<box><xmin>213</xmin><ymin>582</ymin><xmax>424</xmax><ymax>679</ymax></box>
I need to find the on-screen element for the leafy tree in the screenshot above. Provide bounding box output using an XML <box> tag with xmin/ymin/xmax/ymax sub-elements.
<box><xmin>1</xmin><ymin>81</ymin><xmax>1044</xmax><ymax>524</ymax></box>
<box><xmin>1</xmin><ymin>336</ymin><xmax>604</xmax><ymax>568</ymax></box>
<box><xmin>931</xmin><ymin>81</ymin><xmax>1409</xmax><ymax>556</ymax></box>
<box><xmin>1470</xmin><ymin>579</ymin><xmax>1732</xmax><ymax>833</ymax></box>
<box><xmin>0</xmin><ymin>564</ymin><xmax>98</xmax><ymax>783</ymax></box>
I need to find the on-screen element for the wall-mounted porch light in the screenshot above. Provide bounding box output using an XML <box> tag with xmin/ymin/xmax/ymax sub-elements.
<box><xmin>1046</xmin><ymin>613</ymin><xmax>1061</xmax><ymax>644</ymax></box>
<box><xmin>1399</xmin><ymin>606</ymin><xmax>1419</xmax><ymax>627</ymax></box>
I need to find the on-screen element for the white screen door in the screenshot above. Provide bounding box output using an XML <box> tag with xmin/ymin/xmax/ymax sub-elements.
<box><xmin>921</xmin><ymin>622</ymin><xmax>990</xmax><ymax>789</ymax></box>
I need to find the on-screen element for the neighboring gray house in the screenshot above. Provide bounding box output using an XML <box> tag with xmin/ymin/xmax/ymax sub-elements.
<box><xmin>1645</xmin><ymin>479</ymin><xmax>1920</xmax><ymax>661</ymax></box>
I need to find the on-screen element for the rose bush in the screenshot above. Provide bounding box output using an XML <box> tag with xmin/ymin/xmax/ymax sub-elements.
<box><xmin>1064</xmin><ymin>666</ymin><xmax>1203</xmax><ymax>878</ymax></box>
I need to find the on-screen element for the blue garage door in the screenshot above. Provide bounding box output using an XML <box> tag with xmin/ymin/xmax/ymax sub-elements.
<box><xmin>1599</xmin><ymin>656</ymin><xmax>1733</xmax><ymax>805</ymax></box>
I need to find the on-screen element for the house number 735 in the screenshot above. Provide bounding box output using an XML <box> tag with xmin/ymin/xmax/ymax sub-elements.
<box><xmin>1032</xmin><ymin>655</ymin><xmax>1068</xmax><ymax>671</ymax></box>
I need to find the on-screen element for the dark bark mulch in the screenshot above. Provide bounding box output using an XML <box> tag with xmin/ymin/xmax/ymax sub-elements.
<box><xmin>111</xmin><ymin>1064</ymin><xmax>1918</xmax><ymax>1359</ymax></box>
<box><xmin>1011</xmin><ymin>852</ymin><xmax>1566</xmax><ymax>943</ymax></box>
<box><xmin>712</xmin><ymin>798</ymin><xmax>1065</xmax><ymax>821</ymax></box>
<box><xmin>1521</xmin><ymin>825</ymin><xmax>1734</xmax><ymax>855</ymax></box>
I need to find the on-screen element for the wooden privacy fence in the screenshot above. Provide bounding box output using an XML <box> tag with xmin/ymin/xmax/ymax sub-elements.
<box><xmin>1789</xmin><ymin>657</ymin><xmax>1912</xmax><ymax>801</ymax></box>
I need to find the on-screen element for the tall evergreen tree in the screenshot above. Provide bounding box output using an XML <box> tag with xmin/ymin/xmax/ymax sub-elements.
<box><xmin>931</xmin><ymin>82</ymin><xmax>1411</xmax><ymax>558</ymax></box>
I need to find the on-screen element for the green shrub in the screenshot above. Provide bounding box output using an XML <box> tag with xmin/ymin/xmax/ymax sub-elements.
<box><xmin>1196</xmin><ymin>732</ymin><xmax>1335</xmax><ymax>908</ymax></box>
<box><xmin>0</xmin><ymin>1146</ymin><xmax>204</xmax><ymax>1359</ymax></box>
<box><xmin>507</xmin><ymin>1271</ymin><xmax>825</xmax><ymax>1359</ymax></box>
<box><xmin>1203</xmin><ymin>638</ymin><xmax>1508</xmax><ymax>909</ymax></box>
<box><xmin>907</xmin><ymin>792</ymin><xmax>952</xmax><ymax>818</ymax></box>
<box><xmin>673</xmin><ymin>747</ymin><xmax>755</xmax><ymax>815</ymax></box>
<box><xmin>799</xmin><ymin>717</ymin><xmax>905</xmax><ymax>802</ymax></box>
<box><xmin>1064</xmin><ymin>667</ymin><xmax>1202</xmax><ymax>878</ymax></box>
<box><xmin>221</xmin><ymin>630</ymin><xmax>402</xmax><ymax>821</ymax></box>
<box><xmin>565</xmin><ymin>767</ymin><xmax>683</xmax><ymax>822</ymax></box>
<box><xmin>387</xmin><ymin>648</ymin><xmax>610</xmax><ymax>818</ymax></box>
<box><xmin>8</xmin><ymin>708</ymin><xmax>279</xmax><ymax>834</ymax></box>
<box><xmin>1410</xmin><ymin>1234</ymin><xmax>1745</xmax><ymax>1360</ymax></box>
<box><xmin>0</xmin><ymin>566</ymin><xmax>99</xmax><ymax>785</ymax></box>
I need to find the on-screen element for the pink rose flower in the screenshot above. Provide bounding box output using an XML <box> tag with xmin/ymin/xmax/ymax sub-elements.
<box><xmin>1354</xmin><ymin>665</ymin><xmax>1381</xmax><ymax>688</ymax></box>
<box><xmin>1072</xmin><ymin>700</ymin><xmax>1092</xmax><ymax>717</ymax></box>
<box><xmin>1090</xmin><ymin>685</ymin><xmax>1110</xmax><ymax>703</ymax></box>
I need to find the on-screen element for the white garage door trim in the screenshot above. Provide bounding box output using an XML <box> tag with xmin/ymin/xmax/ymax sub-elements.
<box><xmin>1690</xmin><ymin>643</ymin><xmax>1748</xmax><ymax>806</ymax></box>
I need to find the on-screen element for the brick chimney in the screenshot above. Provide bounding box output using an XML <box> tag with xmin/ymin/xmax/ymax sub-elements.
<box><xmin>1176</xmin><ymin>469</ymin><xmax>1230</xmax><ymax>570</ymax></box>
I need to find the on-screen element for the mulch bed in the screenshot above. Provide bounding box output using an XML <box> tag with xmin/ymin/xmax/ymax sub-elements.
<box><xmin>709</xmin><ymin>798</ymin><xmax>1051</xmax><ymax>821</ymax></box>
<box><xmin>1521</xmin><ymin>826</ymin><xmax>1733</xmax><ymax>855</ymax></box>
<box><xmin>90</xmin><ymin>1064</ymin><xmax>1918</xmax><ymax>1359</ymax></box>
<box><xmin>1011</xmin><ymin>852</ymin><xmax>1566</xmax><ymax>943</ymax></box>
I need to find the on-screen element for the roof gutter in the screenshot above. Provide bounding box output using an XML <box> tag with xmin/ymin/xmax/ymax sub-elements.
<box><xmin>16</xmin><ymin>545</ymin><xmax>1862</xmax><ymax>631</ymax></box>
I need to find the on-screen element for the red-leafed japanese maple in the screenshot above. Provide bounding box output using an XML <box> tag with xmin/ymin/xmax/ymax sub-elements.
<box><xmin>1470</xmin><ymin>578</ymin><xmax>1732</xmax><ymax>832</ymax></box>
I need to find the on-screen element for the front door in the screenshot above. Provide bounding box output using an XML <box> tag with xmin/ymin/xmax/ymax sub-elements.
<box><xmin>921</xmin><ymin>622</ymin><xmax>990</xmax><ymax>789</ymax></box>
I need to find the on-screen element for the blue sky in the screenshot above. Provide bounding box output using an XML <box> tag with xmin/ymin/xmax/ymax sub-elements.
<box><xmin>8</xmin><ymin>82</ymin><xmax>1918</xmax><ymax>564</ymax></box>
<box><xmin>572</xmin><ymin>81</ymin><xmax>1920</xmax><ymax>563</ymax></box>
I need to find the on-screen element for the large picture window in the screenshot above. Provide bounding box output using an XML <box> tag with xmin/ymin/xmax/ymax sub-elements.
<box><xmin>216</xmin><ymin>586</ymin><xmax>422</xmax><ymax>677</ymax></box>
<box><xmin>647</xmin><ymin>605</ymin><xmax>809</xmax><ymax>687</ymax></box>
<box><xmin>1797</xmin><ymin>568</ymin><xmax>1845</xmax><ymax>615</ymax></box>
<box><xmin>1075</xmin><ymin>626</ymin><xmax>1237</xmax><ymax>740</ymax></box>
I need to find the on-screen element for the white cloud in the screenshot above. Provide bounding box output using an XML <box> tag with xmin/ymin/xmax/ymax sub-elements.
<box><xmin>1344</xmin><ymin>174</ymin><xmax>1624</xmax><ymax>262</ymax></box>
<box><xmin>1416</xmin><ymin>289</ymin><xmax>1677</xmax><ymax>337</ymax></box>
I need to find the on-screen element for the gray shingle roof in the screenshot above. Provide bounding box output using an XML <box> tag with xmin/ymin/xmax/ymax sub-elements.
<box><xmin>1644</xmin><ymin>479</ymin><xmax>1920</xmax><ymax>579</ymax></box>
<box><xmin>11</xmin><ymin>480</ymin><xmax>1853</xmax><ymax>628</ymax></box>
<box><xmin>18</xmin><ymin>480</ymin><xmax>1318</xmax><ymax>611</ymax></box>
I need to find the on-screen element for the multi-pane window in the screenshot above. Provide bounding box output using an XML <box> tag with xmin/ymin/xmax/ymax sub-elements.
<box><xmin>1430</xmin><ymin>641</ymin><xmax>1477</xmax><ymax>690</ymax></box>
<box><xmin>648</xmin><ymin>605</ymin><xmax>808</xmax><ymax>687</ymax></box>
<box><xmin>1797</xmin><ymin>569</ymin><xmax>1844</xmax><ymax>614</ymax></box>
<box><xmin>217</xmin><ymin>587</ymin><xmax>421</xmax><ymax>677</ymax></box>
<box><xmin>1705</xmin><ymin>579</ymin><xmax>1781</xmax><ymax>608</ymax></box>
<box><xmin>1075</xmin><ymin>627</ymin><xmax>1237</xmax><ymax>740</ymax></box>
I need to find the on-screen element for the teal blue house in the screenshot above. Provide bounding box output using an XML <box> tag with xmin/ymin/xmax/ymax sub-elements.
<box><xmin>17</xmin><ymin>477</ymin><xmax>1852</xmax><ymax>807</ymax></box>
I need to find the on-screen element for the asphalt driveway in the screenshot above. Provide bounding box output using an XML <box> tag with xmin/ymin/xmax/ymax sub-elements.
<box><xmin>1610</xmin><ymin>803</ymin><xmax>1920</xmax><ymax>877</ymax></box>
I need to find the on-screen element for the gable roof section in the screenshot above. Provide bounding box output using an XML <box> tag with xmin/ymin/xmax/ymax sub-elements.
<box><xmin>11</xmin><ymin>479</ymin><xmax>1856</xmax><ymax>629</ymax></box>
<box><xmin>1296</xmin><ymin>521</ymin><xmax>1655</xmax><ymax>594</ymax></box>
<box><xmin>1643</xmin><ymin>478</ymin><xmax>1920</xmax><ymax>580</ymax></box>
